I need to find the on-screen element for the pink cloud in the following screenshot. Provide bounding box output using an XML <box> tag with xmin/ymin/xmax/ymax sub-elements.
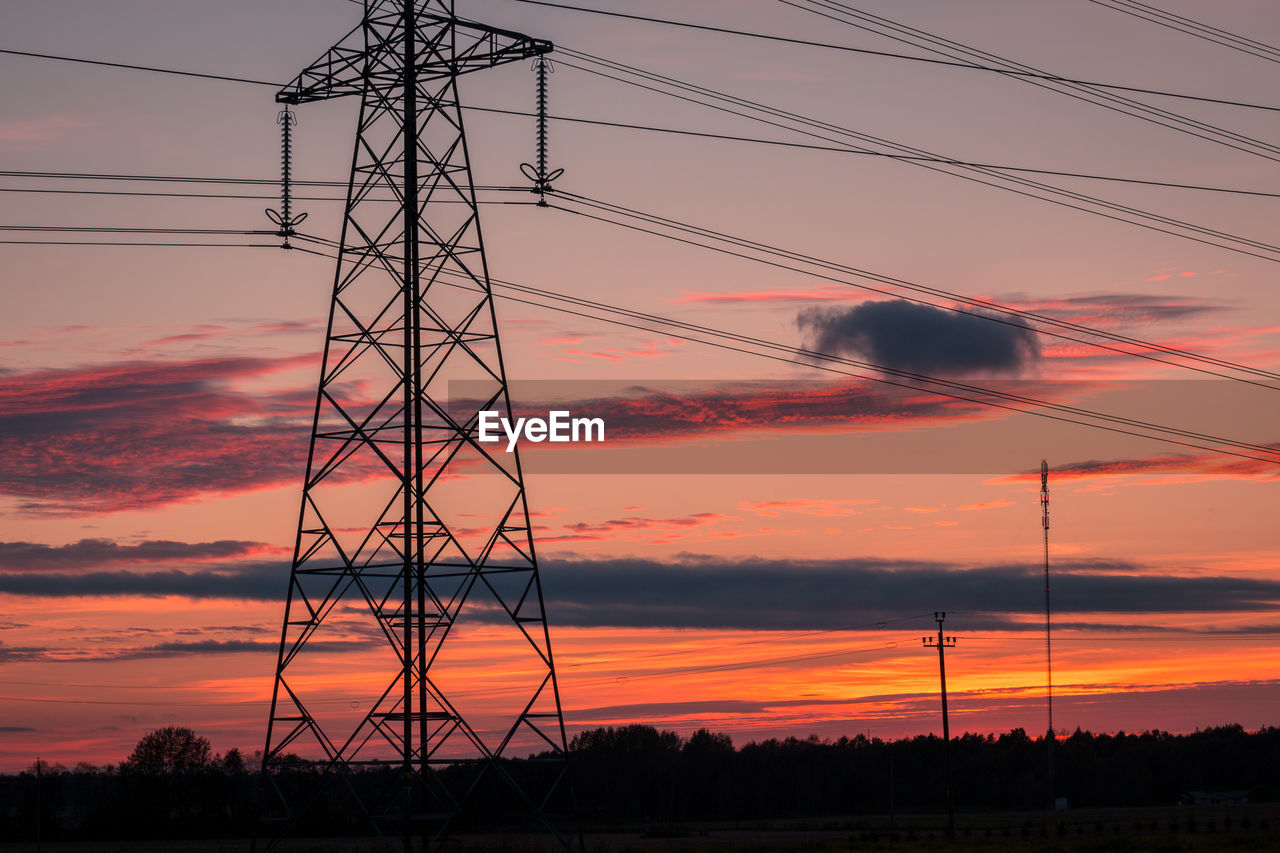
<box><xmin>561</xmin><ymin>343</ymin><xmax>672</xmax><ymax>362</ymax></box>
<box><xmin>1012</xmin><ymin>293</ymin><xmax>1223</xmax><ymax>330</ymax></box>
<box><xmin>958</xmin><ymin>499</ymin><xmax>1014</xmax><ymax>511</ymax></box>
<box><xmin>534</xmin><ymin>336</ymin><xmax>588</xmax><ymax>346</ymax></box>
<box><xmin>741</xmin><ymin>498</ymin><xmax>877</xmax><ymax>517</ymax></box>
<box><xmin>0</xmin><ymin>114</ymin><xmax>85</xmax><ymax>142</ymax></box>
<box><xmin>562</xmin><ymin>512</ymin><xmax>736</xmax><ymax>537</ymax></box>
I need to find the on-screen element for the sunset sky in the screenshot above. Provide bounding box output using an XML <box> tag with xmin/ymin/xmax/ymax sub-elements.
<box><xmin>2</xmin><ymin>0</ymin><xmax>1279</xmax><ymax>771</ymax></box>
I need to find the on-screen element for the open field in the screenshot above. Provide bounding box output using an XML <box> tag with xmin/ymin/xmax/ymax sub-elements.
<box><xmin>5</xmin><ymin>804</ymin><xmax>1279</xmax><ymax>852</ymax></box>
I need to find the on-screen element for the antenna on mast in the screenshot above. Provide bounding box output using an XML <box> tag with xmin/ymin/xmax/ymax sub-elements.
<box><xmin>1041</xmin><ymin>458</ymin><xmax>1055</xmax><ymax>806</ymax></box>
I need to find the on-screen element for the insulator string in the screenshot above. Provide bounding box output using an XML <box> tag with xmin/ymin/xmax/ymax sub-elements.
<box><xmin>520</xmin><ymin>56</ymin><xmax>564</xmax><ymax>204</ymax></box>
<box><xmin>265</xmin><ymin>106</ymin><xmax>307</xmax><ymax>246</ymax></box>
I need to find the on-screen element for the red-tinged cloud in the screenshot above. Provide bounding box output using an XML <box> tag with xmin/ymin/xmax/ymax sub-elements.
<box><xmin>740</xmin><ymin>498</ymin><xmax>876</xmax><ymax>517</ymax></box>
<box><xmin>958</xmin><ymin>499</ymin><xmax>1014</xmax><ymax>511</ymax></box>
<box><xmin>562</xmin><ymin>512</ymin><xmax>736</xmax><ymax>536</ymax></box>
<box><xmin>141</xmin><ymin>319</ymin><xmax>321</xmax><ymax>349</ymax></box>
<box><xmin>0</xmin><ymin>356</ymin><xmax>316</xmax><ymax>515</ymax></box>
<box><xmin>5</xmin><ymin>355</ymin><xmax>1044</xmax><ymax>512</ymax></box>
<box><xmin>525</xmin><ymin>379</ymin><xmax>1044</xmax><ymax>445</ymax></box>
<box><xmin>560</xmin><ymin>343</ymin><xmax>673</xmax><ymax>362</ymax></box>
<box><xmin>534</xmin><ymin>336</ymin><xmax>588</xmax><ymax>346</ymax></box>
<box><xmin>1002</xmin><ymin>292</ymin><xmax>1225</xmax><ymax>329</ymax></box>
<box><xmin>997</xmin><ymin>447</ymin><xmax>1280</xmax><ymax>484</ymax></box>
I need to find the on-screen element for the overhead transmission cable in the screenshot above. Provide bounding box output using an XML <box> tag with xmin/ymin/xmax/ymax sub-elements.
<box><xmin>465</xmin><ymin>104</ymin><xmax>1280</xmax><ymax>199</ymax></box>
<box><xmin>10</xmin><ymin>42</ymin><xmax>1280</xmax><ymax>399</ymax></box>
<box><xmin>548</xmin><ymin>191</ymin><xmax>1280</xmax><ymax>389</ymax></box>
<box><xmin>1087</xmin><ymin>0</ymin><xmax>1280</xmax><ymax>66</ymax></box>
<box><xmin>0</xmin><ymin>226</ymin><xmax>275</xmax><ymax>235</ymax></box>
<box><xmin>7</xmin><ymin>170</ymin><xmax>1280</xmax><ymax>388</ymax></box>
<box><xmin>0</xmin><ymin>241</ymin><xmax>274</xmax><ymax>247</ymax></box>
<box><xmin>527</xmin><ymin>200</ymin><xmax>1280</xmax><ymax>453</ymax></box>
<box><xmin>291</xmin><ymin>233</ymin><xmax>1280</xmax><ymax>466</ymax></box>
<box><xmin>777</xmin><ymin>0</ymin><xmax>1280</xmax><ymax>163</ymax></box>
<box><xmin>6</xmin><ymin>41</ymin><xmax>1280</xmax><ymax>256</ymax></box>
<box><xmin>505</xmin><ymin>0</ymin><xmax>1280</xmax><ymax>113</ymax></box>
<box><xmin>556</xmin><ymin>49</ymin><xmax>1280</xmax><ymax>264</ymax></box>
<box><xmin>0</xmin><ymin>47</ymin><xmax>281</xmax><ymax>87</ymax></box>
<box><xmin>293</xmin><ymin>182</ymin><xmax>1280</xmax><ymax>392</ymax></box>
<box><xmin>0</xmin><ymin>169</ymin><xmax>523</xmax><ymax>192</ymax></box>
<box><xmin>9</xmin><ymin>142</ymin><xmax>1280</xmax><ymax>201</ymax></box>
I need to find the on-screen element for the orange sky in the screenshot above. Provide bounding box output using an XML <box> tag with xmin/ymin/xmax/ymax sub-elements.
<box><xmin>2</xmin><ymin>0</ymin><xmax>1279</xmax><ymax>770</ymax></box>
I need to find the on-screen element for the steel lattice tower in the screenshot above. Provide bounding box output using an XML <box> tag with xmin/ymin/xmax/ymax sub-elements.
<box><xmin>261</xmin><ymin>1</ymin><xmax>571</xmax><ymax>847</ymax></box>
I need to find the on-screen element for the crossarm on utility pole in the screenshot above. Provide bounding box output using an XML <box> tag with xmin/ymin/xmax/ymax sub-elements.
<box><xmin>277</xmin><ymin>13</ymin><xmax>553</xmax><ymax>105</ymax></box>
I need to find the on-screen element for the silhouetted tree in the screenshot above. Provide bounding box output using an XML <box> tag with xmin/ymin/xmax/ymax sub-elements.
<box><xmin>219</xmin><ymin>747</ymin><xmax>246</xmax><ymax>775</ymax></box>
<box><xmin>122</xmin><ymin>726</ymin><xmax>212</xmax><ymax>774</ymax></box>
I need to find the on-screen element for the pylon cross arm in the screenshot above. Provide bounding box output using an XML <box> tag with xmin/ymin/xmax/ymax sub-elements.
<box><xmin>277</xmin><ymin>12</ymin><xmax>552</xmax><ymax>105</ymax></box>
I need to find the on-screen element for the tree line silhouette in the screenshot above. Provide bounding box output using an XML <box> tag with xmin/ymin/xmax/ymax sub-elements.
<box><xmin>4</xmin><ymin>723</ymin><xmax>1278</xmax><ymax>841</ymax></box>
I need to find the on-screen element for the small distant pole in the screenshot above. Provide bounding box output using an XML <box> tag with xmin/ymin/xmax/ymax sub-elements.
<box><xmin>35</xmin><ymin>755</ymin><xmax>41</xmax><ymax>852</ymax></box>
<box><xmin>923</xmin><ymin>611</ymin><xmax>957</xmax><ymax>838</ymax></box>
<box><xmin>1042</xmin><ymin>459</ymin><xmax>1055</xmax><ymax>807</ymax></box>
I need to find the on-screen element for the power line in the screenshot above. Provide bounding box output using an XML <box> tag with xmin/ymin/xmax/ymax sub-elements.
<box><xmin>5</xmin><ymin>43</ymin><xmax>1274</xmax><ymax>445</ymax></box>
<box><xmin>0</xmin><ymin>240</ymin><xmax>274</xmax><ymax>247</ymax></box>
<box><xmin>12</xmin><ymin>37</ymin><xmax>1280</xmax><ymax>258</ymax></box>
<box><xmin>507</xmin><ymin>0</ymin><xmax>1280</xmax><ymax>113</ymax></box>
<box><xmin>0</xmin><ymin>169</ymin><xmax>525</xmax><ymax>192</ymax></box>
<box><xmin>8</xmin><ymin>184</ymin><xmax>1278</xmax><ymax>389</ymax></box>
<box><xmin>10</xmin><ymin>168</ymin><xmax>1276</xmax><ymax>387</ymax></box>
<box><xmin>0</xmin><ymin>47</ymin><xmax>281</xmax><ymax>87</ymax></box>
<box><xmin>304</xmin><ymin>227</ymin><xmax>1280</xmax><ymax>462</ymax></box>
<box><xmin>293</xmin><ymin>233</ymin><xmax>1280</xmax><ymax>466</ymax></box>
<box><xmin>550</xmin><ymin>191</ymin><xmax>1280</xmax><ymax>388</ymax></box>
<box><xmin>779</xmin><ymin>0</ymin><xmax>1280</xmax><ymax>164</ymax></box>
<box><xmin>0</xmin><ymin>185</ymin><xmax>537</xmax><ymax>205</ymax></box>
<box><xmin>1087</xmin><ymin>0</ymin><xmax>1280</xmax><ymax>66</ymax></box>
<box><xmin>534</xmin><ymin>204</ymin><xmax>1280</xmax><ymax>458</ymax></box>
<box><xmin>7</xmin><ymin>39</ymin><xmax>1279</xmax><ymax>244</ymax></box>
<box><xmin>466</xmin><ymin>104</ymin><xmax>1280</xmax><ymax>199</ymax></box>
<box><xmin>6</xmin><ymin>37</ymin><xmax>1279</xmax><ymax>199</ymax></box>
<box><xmin>11</xmin><ymin>126</ymin><xmax>1280</xmax><ymax>202</ymax></box>
<box><xmin>0</xmin><ymin>226</ymin><xmax>274</xmax><ymax>235</ymax></box>
<box><xmin>557</xmin><ymin>51</ymin><xmax>1280</xmax><ymax>264</ymax></box>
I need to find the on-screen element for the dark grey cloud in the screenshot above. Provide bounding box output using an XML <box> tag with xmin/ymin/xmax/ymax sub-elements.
<box><xmin>103</xmin><ymin>638</ymin><xmax>360</xmax><ymax>660</ymax></box>
<box><xmin>797</xmin><ymin>300</ymin><xmax>1040</xmax><ymax>377</ymax></box>
<box><xmin>0</xmin><ymin>566</ymin><xmax>284</xmax><ymax>600</ymax></box>
<box><xmin>1</xmin><ymin>555</ymin><xmax>1276</xmax><ymax>633</ymax></box>
<box><xmin>0</xmin><ymin>640</ymin><xmax>55</xmax><ymax>662</ymax></box>
<box><xmin>0</xmin><ymin>538</ymin><xmax>269</xmax><ymax>571</ymax></box>
<box><xmin>538</xmin><ymin>556</ymin><xmax>1280</xmax><ymax>630</ymax></box>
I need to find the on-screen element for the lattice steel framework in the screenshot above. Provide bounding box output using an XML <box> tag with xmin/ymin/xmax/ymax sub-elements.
<box><xmin>261</xmin><ymin>1</ymin><xmax>569</xmax><ymax>847</ymax></box>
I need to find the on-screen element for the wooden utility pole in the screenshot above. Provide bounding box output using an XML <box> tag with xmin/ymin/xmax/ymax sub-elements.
<box><xmin>923</xmin><ymin>611</ymin><xmax>957</xmax><ymax>837</ymax></box>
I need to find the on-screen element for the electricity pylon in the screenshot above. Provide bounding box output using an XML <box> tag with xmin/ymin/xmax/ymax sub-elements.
<box><xmin>260</xmin><ymin>2</ymin><xmax>572</xmax><ymax>848</ymax></box>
